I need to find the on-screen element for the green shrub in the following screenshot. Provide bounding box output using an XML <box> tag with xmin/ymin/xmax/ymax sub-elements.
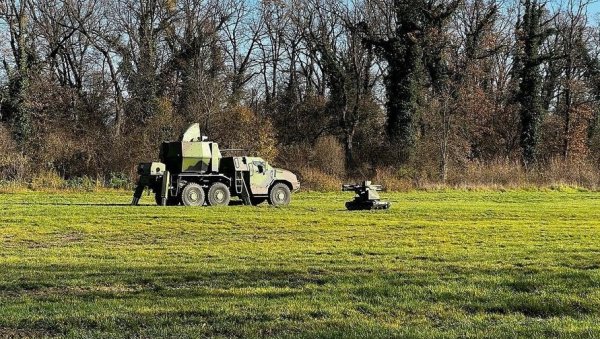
<box><xmin>63</xmin><ymin>176</ymin><xmax>100</xmax><ymax>191</ymax></box>
<box><xmin>108</xmin><ymin>172</ymin><xmax>131</xmax><ymax>190</ymax></box>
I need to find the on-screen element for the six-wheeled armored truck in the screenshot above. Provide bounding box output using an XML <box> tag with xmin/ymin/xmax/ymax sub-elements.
<box><xmin>131</xmin><ymin>124</ymin><xmax>300</xmax><ymax>207</ymax></box>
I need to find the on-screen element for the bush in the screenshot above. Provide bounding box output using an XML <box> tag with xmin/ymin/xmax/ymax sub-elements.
<box><xmin>446</xmin><ymin>159</ymin><xmax>528</xmax><ymax>189</ymax></box>
<box><xmin>372</xmin><ymin>167</ymin><xmax>414</xmax><ymax>191</ymax></box>
<box><xmin>212</xmin><ymin>105</ymin><xmax>279</xmax><ymax>162</ymax></box>
<box><xmin>297</xmin><ymin>167</ymin><xmax>342</xmax><ymax>191</ymax></box>
<box><xmin>107</xmin><ymin>172</ymin><xmax>131</xmax><ymax>190</ymax></box>
<box><xmin>0</xmin><ymin>125</ymin><xmax>29</xmax><ymax>181</ymax></box>
<box><xmin>63</xmin><ymin>176</ymin><xmax>101</xmax><ymax>191</ymax></box>
<box><xmin>312</xmin><ymin>136</ymin><xmax>346</xmax><ymax>177</ymax></box>
<box><xmin>28</xmin><ymin>171</ymin><xmax>107</xmax><ymax>192</ymax></box>
<box><xmin>29</xmin><ymin>170</ymin><xmax>65</xmax><ymax>190</ymax></box>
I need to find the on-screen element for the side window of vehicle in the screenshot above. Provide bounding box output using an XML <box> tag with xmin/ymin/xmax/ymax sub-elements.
<box><xmin>254</xmin><ymin>161</ymin><xmax>265</xmax><ymax>174</ymax></box>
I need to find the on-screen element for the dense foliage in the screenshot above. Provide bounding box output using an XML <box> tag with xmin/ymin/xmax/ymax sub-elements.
<box><xmin>0</xmin><ymin>0</ymin><xmax>599</xmax><ymax>186</ymax></box>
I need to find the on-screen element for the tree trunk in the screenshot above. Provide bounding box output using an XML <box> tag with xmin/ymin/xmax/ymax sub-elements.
<box><xmin>516</xmin><ymin>0</ymin><xmax>553</xmax><ymax>166</ymax></box>
<box><xmin>343</xmin><ymin>124</ymin><xmax>356</xmax><ymax>173</ymax></box>
<box><xmin>563</xmin><ymin>89</ymin><xmax>572</xmax><ymax>160</ymax></box>
<box><xmin>100</xmin><ymin>49</ymin><xmax>124</xmax><ymax>137</ymax></box>
<box><xmin>13</xmin><ymin>5</ymin><xmax>31</xmax><ymax>149</ymax></box>
<box><xmin>385</xmin><ymin>56</ymin><xmax>422</xmax><ymax>162</ymax></box>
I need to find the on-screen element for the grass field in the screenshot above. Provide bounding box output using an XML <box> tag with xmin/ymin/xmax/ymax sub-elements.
<box><xmin>1</xmin><ymin>189</ymin><xmax>599</xmax><ymax>338</ymax></box>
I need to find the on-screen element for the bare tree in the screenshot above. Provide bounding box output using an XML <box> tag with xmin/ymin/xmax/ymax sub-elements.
<box><xmin>221</xmin><ymin>1</ymin><xmax>263</xmax><ymax>104</ymax></box>
<box><xmin>554</xmin><ymin>0</ymin><xmax>593</xmax><ymax>159</ymax></box>
<box><xmin>294</xmin><ymin>0</ymin><xmax>378</xmax><ymax>169</ymax></box>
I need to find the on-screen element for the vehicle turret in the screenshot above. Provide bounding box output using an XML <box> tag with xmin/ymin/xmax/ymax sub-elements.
<box><xmin>159</xmin><ymin>123</ymin><xmax>222</xmax><ymax>175</ymax></box>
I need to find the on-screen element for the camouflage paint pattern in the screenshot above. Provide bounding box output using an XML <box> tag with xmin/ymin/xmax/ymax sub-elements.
<box><xmin>133</xmin><ymin>123</ymin><xmax>299</xmax><ymax>206</ymax></box>
<box><xmin>160</xmin><ymin>141</ymin><xmax>222</xmax><ymax>174</ymax></box>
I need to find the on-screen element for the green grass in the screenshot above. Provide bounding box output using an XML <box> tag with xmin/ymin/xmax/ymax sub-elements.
<box><xmin>1</xmin><ymin>190</ymin><xmax>599</xmax><ymax>338</ymax></box>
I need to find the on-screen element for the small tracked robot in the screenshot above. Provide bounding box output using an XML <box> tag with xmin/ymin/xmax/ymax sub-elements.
<box><xmin>342</xmin><ymin>181</ymin><xmax>391</xmax><ymax>210</ymax></box>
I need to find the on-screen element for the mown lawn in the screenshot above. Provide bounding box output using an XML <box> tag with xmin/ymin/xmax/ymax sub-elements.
<box><xmin>0</xmin><ymin>189</ymin><xmax>599</xmax><ymax>338</ymax></box>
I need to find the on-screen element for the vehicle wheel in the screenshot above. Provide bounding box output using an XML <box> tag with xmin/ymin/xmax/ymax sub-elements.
<box><xmin>251</xmin><ymin>197</ymin><xmax>266</xmax><ymax>206</ymax></box>
<box><xmin>181</xmin><ymin>183</ymin><xmax>205</xmax><ymax>206</ymax></box>
<box><xmin>268</xmin><ymin>183</ymin><xmax>291</xmax><ymax>206</ymax></box>
<box><xmin>154</xmin><ymin>191</ymin><xmax>180</xmax><ymax>206</ymax></box>
<box><xmin>207</xmin><ymin>182</ymin><xmax>231</xmax><ymax>206</ymax></box>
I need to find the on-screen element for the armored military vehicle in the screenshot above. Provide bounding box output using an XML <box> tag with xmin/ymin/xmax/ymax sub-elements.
<box><xmin>131</xmin><ymin>124</ymin><xmax>299</xmax><ymax>207</ymax></box>
<box><xmin>342</xmin><ymin>181</ymin><xmax>390</xmax><ymax>210</ymax></box>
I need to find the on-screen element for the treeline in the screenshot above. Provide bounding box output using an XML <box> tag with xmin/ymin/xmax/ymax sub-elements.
<box><xmin>1</xmin><ymin>0</ymin><xmax>599</xmax><ymax>189</ymax></box>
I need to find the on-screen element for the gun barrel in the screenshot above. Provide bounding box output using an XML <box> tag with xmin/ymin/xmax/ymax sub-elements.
<box><xmin>342</xmin><ymin>183</ymin><xmax>385</xmax><ymax>190</ymax></box>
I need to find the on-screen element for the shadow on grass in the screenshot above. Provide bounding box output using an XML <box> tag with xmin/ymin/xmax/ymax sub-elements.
<box><xmin>1</xmin><ymin>262</ymin><xmax>599</xmax><ymax>337</ymax></box>
<box><xmin>6</xmin><ymin>202</ymin><xmax>134</xmax><ymax>207</ymax></box>
<box><xmin>7</xmin><ymin>199</ymin><xmax>250</xmax><ymax>207</ymax></box>
<box><xmin>7</xmin><ymin>307</ymin><xmax>403</xmax><ymax>338</ymax></box>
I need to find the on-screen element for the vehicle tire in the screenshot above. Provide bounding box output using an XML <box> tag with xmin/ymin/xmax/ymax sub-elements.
<box><xmin>268</xmin><ymin>183</ymin><xmax>291</xmax><ymax>206</ymax></box>
<box><xmin>206</xmin><ymin>182</ymin><xmax>231</xmax><ymax>206</ymax></box>
<box><xmin>181</xmin><ymin>183</ymin><xmax>205</xmax><ymax>206</ymax></box>
<box><xmin>251</xmin><ymin>197</ymin><xmax>266</xmax><ymax>206</ymax></box>
<box><xmin>154</xmin><ymin>191</ymin><xmax>180</xmax><ymax>206</ymax></box>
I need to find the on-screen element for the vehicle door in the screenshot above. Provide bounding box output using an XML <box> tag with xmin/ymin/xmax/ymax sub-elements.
<box><xmin>248</xmin><ymin>160</ymin><xmax>271</xmax><ymax>195</ymax></box>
